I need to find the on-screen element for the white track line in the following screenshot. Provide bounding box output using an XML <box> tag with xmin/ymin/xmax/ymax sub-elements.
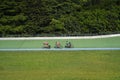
<box><xmin>0</xmin><ymin>48</ymin><xmax>120</xmax><ymax>51</ymax></box>
<box><xmin>0</xmin><ymin>34</ymin><xmax>120</xmax><ymax>40</ymax></box>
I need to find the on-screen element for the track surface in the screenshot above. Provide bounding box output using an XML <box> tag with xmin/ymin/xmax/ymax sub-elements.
<box><xmin>0</xmin><ymin>34</ymin><xmax>120</xmax><ymax>51</ymax></box>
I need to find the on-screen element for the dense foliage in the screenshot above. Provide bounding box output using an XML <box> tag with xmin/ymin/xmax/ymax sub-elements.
<box><xmin>0</xmin><ymin>0</ymin><xmax>120</xmax><ymax>36</ymax></box>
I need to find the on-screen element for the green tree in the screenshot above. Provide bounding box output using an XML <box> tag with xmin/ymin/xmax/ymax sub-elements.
<box><xmin>43</xmin><ymin>18</ymin><xmax>65</xmax><ymax>34</ymax></box>
<box><xmin>0</xmin><ymin>0</ymin><xmax>27</xmax><ymax>36</ymax></box>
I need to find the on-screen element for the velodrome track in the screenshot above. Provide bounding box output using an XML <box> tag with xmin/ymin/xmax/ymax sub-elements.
<box><xmin>0</xmin><ymin>34</ymin><xmax>120</xmax><ymax>51</ymax></box>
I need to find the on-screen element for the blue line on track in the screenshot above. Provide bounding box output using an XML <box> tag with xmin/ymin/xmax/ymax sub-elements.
<box><xmin>0</xmin><ymin>48</ymin><xmax>120</xmax><ymax>51</ymax></box>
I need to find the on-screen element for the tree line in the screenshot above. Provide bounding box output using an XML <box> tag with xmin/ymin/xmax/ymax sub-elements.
<box><xmin>0</xmin><ymin>0</ymin><xmax>120</xmax><ymax>36</ymax></box>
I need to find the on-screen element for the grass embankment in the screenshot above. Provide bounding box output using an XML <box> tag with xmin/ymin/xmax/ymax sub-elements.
<box><xmin>0</xmin><ymin>51</ymin><xmax>120</xmax><ymax>80</ymax></box>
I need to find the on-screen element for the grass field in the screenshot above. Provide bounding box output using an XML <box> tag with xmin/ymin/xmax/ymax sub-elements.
<box><xmin>0</xmin><ymin>51</ymin><xmax>120</xmax><ymax>80</ymax></box>
<box><xmin>0</xmin><ymin>37</ymin><xmax>120</xmax><ymax>48</ymax></box>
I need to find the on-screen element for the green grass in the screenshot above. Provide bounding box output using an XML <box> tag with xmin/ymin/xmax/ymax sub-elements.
<box><xmin>0</xmin><ymin>51</ymin><xmax>120</xmax><ymax>80</ymax></box>
<box><xmin>0</xmin><ymin>37</ymin><xmax>120</xmax><ymax>48</ymax></box>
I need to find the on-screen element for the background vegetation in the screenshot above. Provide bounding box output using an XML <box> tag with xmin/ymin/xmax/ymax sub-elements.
<box><xmin>0</xmin><ymin>0</ymin><xmax>120</xmax><ymax>36</ymax></box>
